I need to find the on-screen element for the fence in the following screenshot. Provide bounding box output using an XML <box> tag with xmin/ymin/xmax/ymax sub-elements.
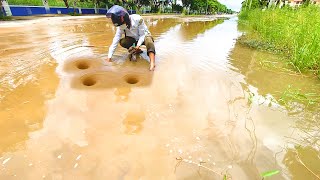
<box><xmin>1</xmin><ymin>4</ymin><xmax>136</xmax><ymax>16</ymax></box>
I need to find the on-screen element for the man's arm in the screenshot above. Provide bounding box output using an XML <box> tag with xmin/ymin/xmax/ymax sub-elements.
<box><xmin>107</xmin><ymin>27</ymin><xmax>123</xmax><ymax>61</ymax></box>
<box><xmin>136</xmin><ymin>18</ymin><xmax>150</xmax><ymax>48</ymax></box>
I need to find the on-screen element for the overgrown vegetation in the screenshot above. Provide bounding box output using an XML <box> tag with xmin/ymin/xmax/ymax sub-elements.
<box><xmin>7</xmin><ymin>0</ymin><xmax>98</xmax><ymax>8</ymax></box>
<box><xmin>181</xmin><ymin>0</ymin><xmax>233</xmax><ymax>14</ymax></box>
<box><xmin>278</xmin><ymin>85</ymin><xmax>320</xmax><ymax>110</ymax></box>
<box><xmin>239</xmin><ymin>3</ymin><xmax>320</xmax><ymax>76</ymax></box>
<box><xmin>4</xmin><ymin>0</ymin><xmax>234</xmax><ymax>14</ymax></box>
<box><xmin>0</xmin><ymin>15</ymin><xmax>11</xmax><ymax>20</ymax></box>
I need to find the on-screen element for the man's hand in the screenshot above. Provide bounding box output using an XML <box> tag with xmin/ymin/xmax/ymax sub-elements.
<box><xmin>134</xmin><ymin>46</ymin><xmax>142</xmax><ymax>54</ymax></box>
<box><xmin>106</xmin><ymin>58</ymin><xmax>112</xmax><ymax>62</ymax></box>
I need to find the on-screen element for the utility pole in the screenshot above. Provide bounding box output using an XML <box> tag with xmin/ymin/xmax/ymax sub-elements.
<box><xmin>0</xmin><ymin>0</ymin><xmax>4</xmax><ymax>16</ymax></box>
<box><xmin>1</xmin><ymin>0</ymin><xmax>12</xmax><ymax>16</ymax></box>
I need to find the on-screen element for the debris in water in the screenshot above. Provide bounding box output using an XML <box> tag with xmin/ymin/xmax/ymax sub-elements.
<box><xmin>2</xmin><ymin>157</ymin><xmax>11</xmax><ymax>165</ymax></box>
<box><xmin>76</xmin><ymin>155</ymin><xmax>82</xmax><ymax>161</ymax></box>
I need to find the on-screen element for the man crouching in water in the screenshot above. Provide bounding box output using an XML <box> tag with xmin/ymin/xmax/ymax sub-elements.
<box><xmin>106</xmin><ymin>5</ymin><xmax>156</xmax><ymax>71</ymax></box>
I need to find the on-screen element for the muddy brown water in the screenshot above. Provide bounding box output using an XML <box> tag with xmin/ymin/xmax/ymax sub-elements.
<box><xmin>0</xmin><ymin>16</ymin><xmax>319</xmax><ymax>180</ymax></box>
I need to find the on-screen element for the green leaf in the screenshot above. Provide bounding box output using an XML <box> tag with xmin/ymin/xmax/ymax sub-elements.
<box><xmin>223</xmin><ymin>174</ymin><xmax>227</xmax><ymax>180</ymax></box>
<box><xmin>261</xmin><ymin>170</ymin><xmax>280</xmax><ymax>178</ymax></box>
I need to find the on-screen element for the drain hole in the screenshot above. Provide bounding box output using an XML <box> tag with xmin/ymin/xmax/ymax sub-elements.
<box><xmin>125</xmin><ymin>76</ymin><xmax>139</xmax><ymax>84</ymax></box>
<box><xmin>77</xmin><ymin>62</ymin><xmax>89</xmax><ymax>70</ymax></box>
<box><xmin>82</xmin><ymin>77</ymin><xmax>96</xmax><ymax>86</ymax></box>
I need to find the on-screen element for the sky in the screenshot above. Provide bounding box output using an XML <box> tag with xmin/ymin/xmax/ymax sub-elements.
<box><xmin>218</xmin><ymin>0</ymin><xmax>243</xmax><ymax>11</ymax></box>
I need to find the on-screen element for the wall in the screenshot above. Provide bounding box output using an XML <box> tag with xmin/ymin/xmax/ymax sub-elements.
<box><xmin>2</xmin><ymin>5</ymin><xmax>136</xmax><ymax>16</ymax></box>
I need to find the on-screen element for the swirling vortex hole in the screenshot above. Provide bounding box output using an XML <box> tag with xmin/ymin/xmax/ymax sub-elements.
<box><xmin>125</xmin><ymin>76</ymin><xmax>139</xmax><ymax>84</ymax></box>
<box><xmin>77</xmin><ymin>62</ymin><xmax>89</xmax><ymax>70</ymax></box>
<box><xmin>82</xmin><ymin>77</ymin><xmax>96</xmax><ymax>86</ymax></box>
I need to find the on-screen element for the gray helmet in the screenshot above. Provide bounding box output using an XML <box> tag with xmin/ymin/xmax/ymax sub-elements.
<box><xmin>106</xmin><ymin>5</ymin><xmax>131</xmax><ymax>28</ymax></box>
<box><xmin>106</xmin><ymin>5</ymin><xmax>128</xmax><ymax>17</ymax></box>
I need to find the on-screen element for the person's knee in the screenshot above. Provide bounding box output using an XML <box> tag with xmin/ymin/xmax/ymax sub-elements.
<box><xmin>144</xmin><ymin>36</ymin><xmax>153</xmax><ymax>44</ymax></box>
<box><xmin>144</xmin><ymin>36</ymin><xmax>156</xmax><ymax>54</ymax></box>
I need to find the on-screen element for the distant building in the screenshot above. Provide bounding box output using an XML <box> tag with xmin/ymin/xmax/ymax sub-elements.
<box><xmin>268</xmin><ymin>0</ymin><xmax>319</xmax><ymax>8</ymax></box>
<box><xmin>288</xmin><ymin>0</ymin><xmax>303</xmax><ymax>6</ymax></box>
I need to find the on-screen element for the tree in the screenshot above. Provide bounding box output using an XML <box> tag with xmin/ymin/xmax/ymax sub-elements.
<box><xmin>182</xmin><ymin>0</ymin><xmax>230</xmax><ymax>14</ymax></box>
<box><xmin>0</xmin><ymin>1</ymin><xmax>4</xmax><ymax>17</ymax></box>
<box><xmin>134</xmin><ymin>0</ymin><xmax>151</xmax><ymax>11</ymax></box>
<box><xmin>207</xmin><ymin>0</ymin><xmax>228</xmax><ymax>14</ymax></box>
<box><xmin>182</xmin><ymin>0</ymin><xmax>192</xmax><ymax>8</ymax></box>
<box><xmin>241</xmin><ymin>0</ymin><xmax>264</xmax><ymax>10</ymax></box>
<box><xmin>260</xmin><ymin>0</ymin><xmax>269</xmax><ymax>7</ymax></box>
<box><xmin>63</xmin><ymin>0</ymin><xmax>69</xmax><ymax>8</ymax></box>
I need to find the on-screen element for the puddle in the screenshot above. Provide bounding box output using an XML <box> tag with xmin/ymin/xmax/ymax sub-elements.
<box><xmin>0</xmin><ymin>16</ymin><xmax>319</xmax><ymax>180</ymax></box>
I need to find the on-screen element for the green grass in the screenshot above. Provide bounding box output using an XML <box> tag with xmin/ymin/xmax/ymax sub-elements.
<box><xmin>68</xmin><ymin>12</ymin><xmax>80</xmax><ymax>16</ymax></box>
<box><xmin>278</xmin><ymin>85</ymin><xmax>320</xmax><ymax>110</ymax></box>
<box><xmin>239</xmin><ymin>6</ymin><xmax>320</xmax><ymax>75</ymax></box>
<box><xmin>8</xmin><ymin>0</ymin><xmax>42</xmax><ymax>6</ymax></box>
<box><xmin>0</xmin><ymin>14</ymin><xmax>12</xmax><ymax>20</ymax></box>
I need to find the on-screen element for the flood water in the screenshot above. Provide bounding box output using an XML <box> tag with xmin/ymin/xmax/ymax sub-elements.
<box><xmin>0</xmin><ymin>16</ymin><xmax>319</xmax><ymax>179</ymax></box>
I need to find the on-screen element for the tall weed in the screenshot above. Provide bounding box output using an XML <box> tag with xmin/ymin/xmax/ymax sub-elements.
<box><xmin>239</xmin><ymin>6</ymin><xmax>320</xmax><ymax>75</ymax></box>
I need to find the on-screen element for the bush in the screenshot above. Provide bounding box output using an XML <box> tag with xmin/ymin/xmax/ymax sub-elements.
<box><xmin>172</xmin><ymin>4</ymin><xmax>183</xmax><ymax>13</ymax></box>
<box><xmin>151</xmin><ymin>5</ymin><xmax>159</xmax><ymax>13</ymax></box>
<box><xmin>181</xmin><ymin>7</ymin><xmax>187</xmax><ymax>15</ymax></box>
